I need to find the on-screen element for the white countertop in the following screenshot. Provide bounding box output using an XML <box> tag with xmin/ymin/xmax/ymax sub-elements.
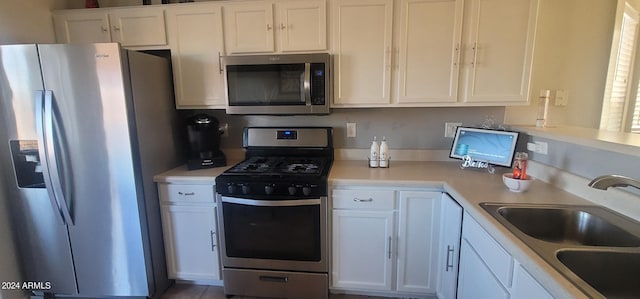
<box><xmin>330</xmin><ymin>160</ymin><xmax>591</xmax><ymax>299</ymax></box>
<box><xmin>154</xmin><ymin>159</ymin><xmax>601</xmax><ymax>298</ymax></box>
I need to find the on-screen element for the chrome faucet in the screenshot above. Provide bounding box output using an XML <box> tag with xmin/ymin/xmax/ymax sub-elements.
<box><xmin>588</xmin><ymin>175</ymin><xmax>640</xmax><ymax>190</ymax></box>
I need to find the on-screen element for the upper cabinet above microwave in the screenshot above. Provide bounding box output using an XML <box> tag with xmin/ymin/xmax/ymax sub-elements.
<box><xmin>223</xmin><ymin>0</ymin><xmax>327</xmax><ymax>54</ymax></box>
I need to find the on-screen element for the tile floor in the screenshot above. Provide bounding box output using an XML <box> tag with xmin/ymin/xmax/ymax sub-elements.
<box><xmin>159</xmin><ymin>283</ymin><xmax>395</xmax><ymax>299</ymax></box>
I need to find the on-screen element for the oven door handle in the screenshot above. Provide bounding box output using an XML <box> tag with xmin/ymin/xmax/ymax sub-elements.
<box><xmin>221</xmin><ymin>196</ymin><xmax>320</xmax><ymax>207</ymax></box>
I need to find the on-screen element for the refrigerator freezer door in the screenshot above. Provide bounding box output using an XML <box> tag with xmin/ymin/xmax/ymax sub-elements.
<box><xmin>37</xmin><ymin>43</ymin><xmax>150</xmax><ymax>296</ymax></box>
<box><xmin>0</xmin><ymin>45</ymin><xmax>78</xmax><ymax>294</ymax></box>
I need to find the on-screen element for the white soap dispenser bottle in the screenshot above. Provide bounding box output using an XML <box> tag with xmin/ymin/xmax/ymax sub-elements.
<box><xmin>369</xmin><ymin>136</ymin><xmax>379</xmax><ymax>167</ymax></box>
<box><xmin>379</xmin><ymin>136</ymin><xmax>389</xmax><ymax>168</ymax></box>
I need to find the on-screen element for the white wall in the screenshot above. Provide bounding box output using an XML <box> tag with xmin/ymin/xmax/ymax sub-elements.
<box><xmin>504</xmin><ymin>0</ymin><xmax>617</xmax><ymax>128</ymax></box>
<box><xmin>0</xmin><ymin>1</ymin><xmax>73</xmax><ymax>298</ymax></box>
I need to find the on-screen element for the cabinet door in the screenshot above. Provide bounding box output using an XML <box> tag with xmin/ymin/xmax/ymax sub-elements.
<box><xmin>396</xmin><ymin>191</ymin><xmax>441</xmax><ymax>294</ymax></box>
<box><xmin>437</xmin><ymin>193</ymin><xmax>463</xmax><ymax>299</ymax></box>
<box><xmin>460</xmin><ymin>0</ymin><xmax>538</xmax><ymax>104</ymax></box>
<box><xmin>332</xmin><ymin>209</ymin><xmax>395</xmax><ymax>290</ymax></box>
<box><xmin>396</xmin><ymin>0</ymin><xmax>463</xmax><ymax>104</ymax></box>
<box><xmin>512</xmin><ymin>262</ymin><xmax>553</xmax><ymax>299</ymax></box>
<box><xmin>161</xmin><ymin>205</ymin><xmax>220</xmax><ymax>281</ymax></box>
<box><xmin>165</xmin><ymin>4</ymin><xmax>226</xmax><ymax>109</ymax></box>
<box><xmin>224</xmin><ymin>2</ymin><xmax>275</xmax><ymax>53</ymax></box>
<box><xmin>109</xmin><ymin>7</ymin><xmax>167</xmax><ymax>47</ymax></box>
<box><xmin>331</xmin><ymin>0</ymin><xmax>394</xmax><ymax>106</ymax></box>
<box><xmin>277</xmin><ymin>0</ymin><xmax>327</xmax><ymax>52</ymax></box>
<box><xmin>457</xmin><ymin>239</ymin><xmax>509</xmax><ymax>299</ymax></box>
<box><xmin>53</xmin><ymin>11</ymin><xmax>111</xmax><ymax>43</ymax></box>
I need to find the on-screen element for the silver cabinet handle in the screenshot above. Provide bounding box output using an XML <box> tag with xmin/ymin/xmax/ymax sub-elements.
<box><xmin>210</xmin><ymin>230</ymin><xmax>216</xmax><ymax>251</ymax></box>
<box><xmin>280</xmin><ymin>23</ymin><xmax>286</xmax><ymax>30</ymax></box>
<box><xmin>113</xmin><ymin>25</ymin><xmax>121</xmax><ymax>31</ymax></box>
<box><xmin>387</xmin><ymin>236</ymin><xmax>392</xmax><ymax>259</ymax></box>
<box><xmin>471</xmin><ymin>42</ymin><xmax>478</xmax><ymax>67</ymax></box>
<box><xmin>178</xmin><ymin>191</ymin><xmax>195</xmax><ymax>196</ymax></box>
<box><xmin>453</xmin><ymin>43</ymin><xmax>461</xmax><ymax>67</ymax></box>
<box><xmin>101</xmin><ymin>26</ymin><xmax>108</xmax><ymax>33</ymax></box>
<box><xmin>266</xmin><ymin>24</ymin><xmax>272</xmax><ymax>31</ymax></box>
<box><xmin>218</xmin><ymin>51</ymin><xmax>223</xmax><ymax>74</ymax></box>
<box><xmin>353</xmin><ymin>197</ymin><xmax>373</xmax><ymax>202</ymax></box>
<box><xmin>445</xmin><ymin>245</ymin><xmax>455</xmax><ymax>271</ymax></box>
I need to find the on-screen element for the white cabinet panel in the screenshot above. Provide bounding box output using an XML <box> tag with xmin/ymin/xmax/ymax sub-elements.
<box><xmin>109</xmin><ymin>7</ymin><xmax>167</xmax><ymax>47</ymax></box>
<box><xmin>161</xmin><ymin>205</ymin><xmax>220</xmax><ymax>281</ymax></box>
<box><xmin>277</xmin><ymin>0</ymin><xmax>327</xmax><ymax>51</ymax></box>
<box><xmin>53</xmin><ymin>7</ymin><xmax>167</xmax><ymax>47</ymax></box>
<box><xmin>512</xmin><ymin>262</ymin><xmax>554</xmax><ymax>299</ymax></box>
<box><xmin>396</xmin><ymin>191</ymin><xmax>441</xmax><ymax>293</ymax></box>
<box><xmin>396</xmin><ymin>0</ymin><xmax>463</xmax><ymax>104</ymax></box>
<box><xmin>457</xmin><ymin>239</ymin><xmax>509</xmax><ymax>299</ymax></box>
<box><xmin>332</xmin><ymin>209</ymin><xmax>396</xmax><ymax>290</ymax></box>
<box><xmin>166</xmin><ymin>4</ymin><xmax>226</xmax><ymax>109</ymax></box>
<box><xmin>437</xmin><ymin>193</ymin><xmax>463</xmax><ymax>299</ymax></box>
<box><xmin>460</xmin><ymin>0</ymin><xmax>538</xmax><ymax>103</ymax></box>
<box><xmin>54</xmin><ymin>11</ymin><xmax>111</xmax><ymax>43</ymax></box>
<box><xmin>331</xmin><ymin>0</ymin><xmax>394</xmax><ymax>106</ymax></box>
<box><xmin>224</xmin><ymin>2</ymin><xmax>275</xmax><ymax>53</ymax></box>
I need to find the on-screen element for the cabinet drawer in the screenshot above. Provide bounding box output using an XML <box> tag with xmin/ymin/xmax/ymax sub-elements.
<box><xmin>462</xmin><ymin>212</ymin><xmax>513</xmax><ymax>287</ymax></box>
<box><xmin>159</xmin><ymin>183</ymin><xmax>215</xmax><ymax>204</ymax></box>
<box><xmin>332</xmin><ymin>189</ymin><xmax>395</xmax><ymax>210</ymax></box>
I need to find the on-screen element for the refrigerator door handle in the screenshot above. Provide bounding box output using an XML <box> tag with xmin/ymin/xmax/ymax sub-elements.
<box><xmin>35</xmin><ymin>90</ymin><xmax>74</xmax><ymax>225</ymax></box>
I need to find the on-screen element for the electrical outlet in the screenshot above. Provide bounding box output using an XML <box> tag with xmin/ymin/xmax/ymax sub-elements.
<box><xmin>526</xmin><ymin>141</ymin><xmax>548</xmax><ymax>155</ymax></box>
<box><xmin>346</xmin><ymin>122</ymin><xmax>357</xmax><ymax>138</ymax></box>
<box><xmin>444</xmin><ymin>122</ymin><xmax>462</xmax><ymax>138</ymax></box>
<box><xmin>555</xmin><ymin>90</ymin><xmax>569</xmax><ymax>106</ymax></box>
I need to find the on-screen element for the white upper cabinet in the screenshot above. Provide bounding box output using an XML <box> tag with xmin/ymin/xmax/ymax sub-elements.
<box><xmin>108</xmin><ymin>7</ymin><xmax>167</xmax><ymax>47</ymax></box>
<box><xmin>223</xmin><ymin>0</ymin><xmax>327</xmax><ymax>54</ymax></box>
<box><xmin>54</xmin><ymin>7</ymin><xmax>167</xmax><ymax>48</ymax></box>
<box><xmin>331</xmin><ymin>0</ymin><xmax>538</xmax><ymax>107</ymax></box>
<box><xmin>276</xmin><ymin>0</ymin><xmax>327</xmax><ymax>52</ymax></box>
<box><xmin>396</xmin><ymin>0</ymin><xmax>463</xmax><ymax>104</ymax></box>
<box><xmin>331</xmin><ymin>0</ymin><xmax>394</xmax><ymax>106</ymax></box>
<box><xmin>224</xmin><ymin>2</ymin><xmax>275</xmax><ymax>53</ymax></box>
<box><xmin>54</xmin><ymin>10</ymin><xmax>111</xmax><ymax>44</ymax></box>
<box><xmin>459</xmin><ymin>0</ymin><xmax>538</xmax><ymax>104</ymax></box>
<box><xmin>165</xmin><ymin>4</ymin><xmax>226</xmax><ymax>109</ymax></box>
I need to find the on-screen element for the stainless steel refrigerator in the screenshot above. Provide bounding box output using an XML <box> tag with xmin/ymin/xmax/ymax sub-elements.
<box><xmin>0</xmin><ymin>43</ymin><xmax>182</xmax><ymax>298</ymax></box>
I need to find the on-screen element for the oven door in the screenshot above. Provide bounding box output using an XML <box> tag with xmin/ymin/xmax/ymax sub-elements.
<box><xmin>217</xmin><ymin>195</ymin><xmax>328</xmax><ymax>273</ymax></box>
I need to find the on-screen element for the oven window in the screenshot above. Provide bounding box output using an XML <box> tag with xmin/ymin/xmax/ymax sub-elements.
<box><xmin>227</xmin><ymin>64</ymin><xmax>306</xmax><ymax>106</ymax></box>
<box><xmin>222</xmin><ymin>202</ymin><xmax>321</xmax><ymax>261</ymax></box>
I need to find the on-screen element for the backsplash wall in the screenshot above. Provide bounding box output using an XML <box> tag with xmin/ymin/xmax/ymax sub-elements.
<box><xmin>192</xmin><ymin>107</ymin><xmax>505</xmax><ymax>150</ymax></box>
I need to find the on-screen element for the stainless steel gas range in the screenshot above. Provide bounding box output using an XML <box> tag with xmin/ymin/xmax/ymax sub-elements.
<box><xmin>215</xmin><ymin>127</ymin><xmax>333</xmax><ymax>299</ymax></box>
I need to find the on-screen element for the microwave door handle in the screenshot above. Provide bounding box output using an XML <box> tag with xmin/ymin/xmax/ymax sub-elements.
<box><xmin>304</xmin><ymin>62</ymin><xmax>311</xmax><ymax>106</ymax></box>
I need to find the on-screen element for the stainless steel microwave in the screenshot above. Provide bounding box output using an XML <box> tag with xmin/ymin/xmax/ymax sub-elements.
<box><xmin>222</xmin><ymin>53</ymin><xmax>331</xmax><ymax>115</ymax></box>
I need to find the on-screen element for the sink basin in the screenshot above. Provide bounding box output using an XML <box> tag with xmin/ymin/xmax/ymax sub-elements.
<box><xmin>497</xmin><ymin>207</ymin><xmax>640</xmax><ymax>246</ymax></box>
<box><xmin>480</xmin><ymin>203</ymin><xmax>640</xmax><ymax>298</ymax></box>
<box><xmin>557</xmin><ymin>250</ymin><xmax>640</xmax><ymax>298</ymax></box>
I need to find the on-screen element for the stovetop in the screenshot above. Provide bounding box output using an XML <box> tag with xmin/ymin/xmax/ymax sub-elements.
<box><xmin>215</xmin><ymin>127</ymin><xmax>333</xmax><ymax>198</ymax></box>
<box><xmin>225</xmin><ymin>156</ymin><xmax>329</xmax><ymax>176</ymax></box>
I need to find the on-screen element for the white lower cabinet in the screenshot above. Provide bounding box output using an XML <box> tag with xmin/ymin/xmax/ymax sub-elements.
<box><xmin>158</xmin><ymin>183</ymin><xmax>221</xmax><ymax>282</ymax></box>
<box><xmin>457</xmin><ymin>212</ymin><xmax>553</xmax><ymax>299</ymax></box>
<box><xmin>331</xmin><ymin>188</ymin><xmax>462</xmax><ymax>297</ymax></box>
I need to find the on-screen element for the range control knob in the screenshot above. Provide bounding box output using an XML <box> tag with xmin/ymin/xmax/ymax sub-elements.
<box><xmin>227</xmin><ymin>183</ymin><xmax>236</xmax><ymax>194</ymax></box>
<box><xmin>241</xmin><ymin>184</ymin><xmax>251</xmax><ymax>195</ymax></box>
<box><xmin>302</xmin><ymin>185</ymin><xmax>312</xmax><ymax>196</ymax></box>
<box><xmin>288</xmin><ymin>185</ymin><xmax>297</xmax><ymax>196</ymax></box>
<box><xmin>265</xmin><ymin>185</ymin><xmax>275</xmax><ymax>195</ymax></box>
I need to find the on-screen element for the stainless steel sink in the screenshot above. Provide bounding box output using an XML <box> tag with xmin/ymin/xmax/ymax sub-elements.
<box><xmin>480</xmin><ymin>203</ymin><xmax>640</xmax><ymax>298</ymax></box>
<box><xmin>497</xmin><ymin>206</ymin><xmax>640</xmax><ymax>247</ymax></box>
<box><xmin>557</xmin><ymin>250</ymin><xmax>640</xmax><ymax>298</ymax></box>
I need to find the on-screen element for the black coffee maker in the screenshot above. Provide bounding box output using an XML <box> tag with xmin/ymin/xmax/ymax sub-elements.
<box><xmin>186</xmin><ymin>114</ymin><xmax>226</xmax><ymax>170</ymax></box>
